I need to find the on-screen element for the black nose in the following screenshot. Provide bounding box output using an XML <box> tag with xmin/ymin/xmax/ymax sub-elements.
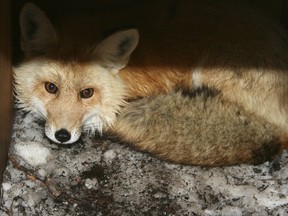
<box><xmin>55</xmin><ymin>129</ymin><xmax>71</xmax><ymax>143</ymax></box>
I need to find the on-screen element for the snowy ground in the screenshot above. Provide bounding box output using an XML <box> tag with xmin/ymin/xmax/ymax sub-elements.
<box><xmin>1</xmin><ymin>110</ymin><xmax>288</xmax><ymax>215</ymax></box>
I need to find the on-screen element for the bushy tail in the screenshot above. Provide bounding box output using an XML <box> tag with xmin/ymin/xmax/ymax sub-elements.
<box><xmin>109</xmin><ymin>89</ymin><xmax>285</xmax><ymax>166</ymax></box>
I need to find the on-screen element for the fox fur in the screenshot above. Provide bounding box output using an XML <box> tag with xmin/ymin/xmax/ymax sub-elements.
<box><xmin>13</xmin><ymin>1</ymin><xmax>288</xmax><ymax>165</ymax></box>
<box><xmin>112</xmin><ymin>90</ymin><xmax>283</xmax><ymax>166</ymax></box>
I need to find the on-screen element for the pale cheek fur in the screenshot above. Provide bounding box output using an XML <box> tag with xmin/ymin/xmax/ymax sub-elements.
<box><xmin>31</xmin><ymin>97</ymin><xmax>47</xmax><ymax>117</ymax></box>
<box><xmin>83</xmin><ymin>109</ymin><xmax>105</xmax><ymax>135</ymax></box>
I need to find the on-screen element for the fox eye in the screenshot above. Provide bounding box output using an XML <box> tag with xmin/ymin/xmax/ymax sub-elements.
<box><xmin>80</xmin><ymin>88</ymin><xmax>94</xmax><ymax>99</ymax></box>
<box><xmin>45</xmin><ymin>82</ymin><xmax>58</xmax><ymax>94</ymax></box>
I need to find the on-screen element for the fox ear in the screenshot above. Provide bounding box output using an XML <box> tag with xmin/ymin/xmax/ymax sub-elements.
<box><xmin>94</xmin><ymin>29</ymin><xmax>139</xmax><ymax>69</ymax></box>
<box><xmin>19</xmin><ymin>3</ymin><xmax>57</xmax><ymax>56</ymax></box>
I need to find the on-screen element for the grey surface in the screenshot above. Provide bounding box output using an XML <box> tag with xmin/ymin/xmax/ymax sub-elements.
<box><xmin>1</xmin><ymin>110</ymin><xmax>288</xmax><ymax>216</ymax></box>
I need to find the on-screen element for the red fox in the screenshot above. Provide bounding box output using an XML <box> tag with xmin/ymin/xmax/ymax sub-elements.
<box><xmin>14</xmin><ymin>1</ymin><xmax>288</xmax><ymax>165</ymax></box>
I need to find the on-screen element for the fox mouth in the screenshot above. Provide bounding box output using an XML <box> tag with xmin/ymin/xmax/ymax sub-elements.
<box><xmin>43</xmin><ymin>110</ymin><xmax>107</xmax><ymax>145</ymax></box>
<box><xmin>45</xmin><ymin>125</ymin><xmax>82</xmax><ymax>144</ymax></box>
<box><xmin>54</xmin><ymin>128</ymin><xmax>73</xmax><ymax>144</ymax></box>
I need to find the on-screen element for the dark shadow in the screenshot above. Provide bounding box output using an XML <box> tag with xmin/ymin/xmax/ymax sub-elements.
<box><xmin>12</xmin><ymin>0</ymin><xmax>288</xmax><ymax>72</ymax></box>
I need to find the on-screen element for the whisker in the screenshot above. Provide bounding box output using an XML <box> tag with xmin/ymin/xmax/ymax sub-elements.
<box><xmin>82</xmin><ymin>123</ymin><xmax>104</xmax><ymax>136</ymax></box>
<box><xmin>16</xmin><ymin>104</ymin><xmax>48</xmax><ymax>127</ymax></box>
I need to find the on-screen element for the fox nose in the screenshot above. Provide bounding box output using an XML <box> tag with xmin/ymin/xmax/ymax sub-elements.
<box><xmin>55</xmin><ymin>129</ymin><xmax>71</xmax><ymax>143</ymax></box>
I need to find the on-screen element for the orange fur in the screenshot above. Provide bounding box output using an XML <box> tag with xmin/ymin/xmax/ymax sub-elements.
<box><xmin>119</xmin><ymin>68</ymin><xmax>192</xmax><ymax>99</ymax></box>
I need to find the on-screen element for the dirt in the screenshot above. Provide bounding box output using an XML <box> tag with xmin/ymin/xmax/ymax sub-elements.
<box><xmin>1</xmin><ymin>110</ymin><xmax>288</xmax><ymax>215</ymax></box>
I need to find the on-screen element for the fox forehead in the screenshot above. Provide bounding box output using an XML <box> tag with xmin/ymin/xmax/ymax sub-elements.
<box><xmin>16</xmin><ymin>57</ymin><xmax>115</xmax><ymax>89</ymax></box>
<box><xmin>14</xmin><ymin>56</ymin><xmax>127</xmax><ymax>113</ymax></box>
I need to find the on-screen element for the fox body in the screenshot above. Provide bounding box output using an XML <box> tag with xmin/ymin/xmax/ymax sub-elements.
<box><xmin>14</xmin><ymin>1</ymin><xmax>288</xmax><ymax>165</ymax></box>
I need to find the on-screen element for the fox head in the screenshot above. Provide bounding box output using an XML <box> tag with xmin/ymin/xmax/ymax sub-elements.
<box><xmin>14</xmin><ymin>3</ymin><xmax>139</xmax><ymax>144</ymax></box>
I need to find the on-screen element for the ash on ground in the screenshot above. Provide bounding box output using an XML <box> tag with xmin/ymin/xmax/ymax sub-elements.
<box><xmin>1</xmin><ymin>111</ymin><xmax>288</xmax><ymax>216</ymax></box>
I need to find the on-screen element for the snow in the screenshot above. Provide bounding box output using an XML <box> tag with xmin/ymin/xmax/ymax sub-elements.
<box><xmin>1</xmin><ymin>183</ymin><xmax>11</xmax><ymax>191</ymax></box>
<box><xmin>85</xmin><ymin>178</ymin><xmax>99</xmax><ymax>190</ymax></box>
<box><xmin>103</xmin><ymin>149</ymin><xmax>117</xmax><ymax>164</ymax></box>
<box><xmin>1</xmin><ymin>110</ymin><xmax>288</xmax><ymax>215</ymax></box>
<box><xmin>14</xmin><ymin>141</ymin><xmax>52</xmax><ymax>166</ymax></box>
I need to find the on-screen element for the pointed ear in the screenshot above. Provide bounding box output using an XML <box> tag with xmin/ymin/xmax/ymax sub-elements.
<box><xmin>19</xmin><ymin>3</ymin><xmax>58</xmax><ymax>56</ymax></box>
<box><xmin>93</xmin><ymin>29</ymin><xmax>139</xmax><ymax>69</ymax></box>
